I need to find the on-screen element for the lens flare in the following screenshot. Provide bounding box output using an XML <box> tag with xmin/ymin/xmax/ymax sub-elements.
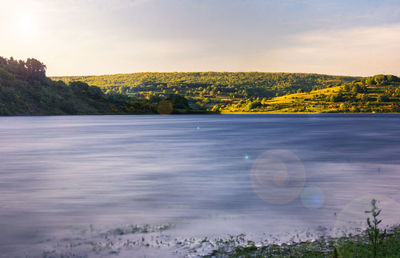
<box><xmin>157</xmin><ymin>100</ymin><xmax>173</xmax><ymax>114</ymax></box>
<box><xmin>250</xmin><ymin>149</ymin><xmax>306</xmax><ymax>205</ymax></box>
<box><xmin>301</xmin><ymin>186</ymin><xmax>324</xmax><ymax>209</ymax></box>
<box><xmin>333</xmin><ymin>194</ymin><xmax>400</xmax><ymax>238</ymax></box>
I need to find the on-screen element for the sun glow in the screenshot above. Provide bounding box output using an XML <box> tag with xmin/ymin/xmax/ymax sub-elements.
<box><xmin>15</xmin><ymin>15</ymin><xmax>37</xmax><ymax>38</ymax></box>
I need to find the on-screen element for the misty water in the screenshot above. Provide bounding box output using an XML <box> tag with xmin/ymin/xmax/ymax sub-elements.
<box><xmin>1</xmin><ymin>114</ymin><xmax>400</xmax><ymax>257</ymax></box>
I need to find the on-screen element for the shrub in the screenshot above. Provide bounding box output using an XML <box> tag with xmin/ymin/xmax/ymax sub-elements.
<box><xmin>365</xmin><ymin>199</ymin><xmax>386</xmax><ymax>258</ymax></box>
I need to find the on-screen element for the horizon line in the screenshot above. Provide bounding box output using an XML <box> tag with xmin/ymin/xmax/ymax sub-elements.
<box><xmin>49</xmin><ymin>71</ymin><xmax>383</xmax><ymax>78</ymax></box>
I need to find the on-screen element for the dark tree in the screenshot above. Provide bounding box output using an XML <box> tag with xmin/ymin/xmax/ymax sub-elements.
<box><xmin>0</xmin><ymin>57</ymin><xmax>7</xmax><ymax>66</ymax></box>
<box><xmin>25</xmin><ymin>58</ymin><xmax>46</xmax><ymax>81</ymax></box>
<box><xmin>166</xmin><ymin>94</ymin><xmax>189</xmax><ymax>109</ymax></box>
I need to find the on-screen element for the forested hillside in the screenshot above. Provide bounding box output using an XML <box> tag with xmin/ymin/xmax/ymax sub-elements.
<box><xmin>54</xmin><ymin>72</ymin><xmax>400</xmax><ymax>113</ymax></box>
<box><xmin>3</xmin><ymin>56</ymin><xmax>399</xmax><ymax>115</ymax></box>
<box><xmin>53</xmin><ymin>72</ymin><xmax>358</xmax><ymax>110</ymax></box>
<box><xmin>0</xmin><ymin>57</ymin><xmax>203</xmax><ymax>115</ymax></box>
<box><xmin>0</xmin><ymin>57</ymin><xmax>152</xmax><ymax>115</ymax></box>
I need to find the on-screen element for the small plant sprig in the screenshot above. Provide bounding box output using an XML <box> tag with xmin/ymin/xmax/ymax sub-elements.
<box><xmin>365</xmin><ymin>199</ymin><xmax>386</xmax><ymax>258</ymax></box>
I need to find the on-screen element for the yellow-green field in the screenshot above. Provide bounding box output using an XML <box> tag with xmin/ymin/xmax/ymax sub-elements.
<box><xmin>218</xmin><ymin>75</ymin><xmax>400</xmax><ymax>113</ymax></box>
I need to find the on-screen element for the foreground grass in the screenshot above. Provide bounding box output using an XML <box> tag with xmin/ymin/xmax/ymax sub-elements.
<box><xmin>204</xmin><ymin>225</ymin><xmax>400</xmax><ymax>258</ymax></box>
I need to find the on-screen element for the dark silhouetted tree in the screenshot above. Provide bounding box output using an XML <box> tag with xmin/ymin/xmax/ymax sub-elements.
<box><xmin>26</xmin><ymin>58</ymin><xmax>46</xmax><ymax>81</ymax></box>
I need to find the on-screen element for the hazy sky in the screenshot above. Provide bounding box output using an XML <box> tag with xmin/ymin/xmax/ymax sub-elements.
<box><xmin>1</xmin><ymin>0</ymin><xmax>400</xmax><ymax>76</ymax></box>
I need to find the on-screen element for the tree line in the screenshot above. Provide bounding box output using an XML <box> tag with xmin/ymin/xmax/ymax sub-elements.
<box><xmin>0</xmin><ymin>56</ymin><xmax>47</xmax><ymax>82</ymax></box>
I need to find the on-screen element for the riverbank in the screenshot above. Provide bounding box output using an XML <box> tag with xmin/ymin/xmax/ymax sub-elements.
<box><xmin>203</xmin><ymin>225</ymin><xmax>400</xmax><ymax>257</ymax></box>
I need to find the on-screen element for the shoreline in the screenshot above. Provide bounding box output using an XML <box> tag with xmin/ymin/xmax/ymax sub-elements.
<box><xmin>202</xmin><ymin>224</ymin><xmax>400</xmax><ymax>257</ymax></box>
<box><xmin>1</xmin><ymin>112</ymin><xmax>399</xmax><ymax>117</ymax></box>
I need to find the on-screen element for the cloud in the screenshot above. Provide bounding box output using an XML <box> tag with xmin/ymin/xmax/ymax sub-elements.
<box><xmin>43</xmin><ymin>23</ymin><xmax>400</xmax><ymax>76</ymax></box>
<box><xmin>2</xmin><ymin>1</ymin><xmax>400</xmax><ymax>76</ymax></box>
<box><xmin>252</xmin><ymin>24</ymin><xmax>400</xmax><ymax>76</ymax></box>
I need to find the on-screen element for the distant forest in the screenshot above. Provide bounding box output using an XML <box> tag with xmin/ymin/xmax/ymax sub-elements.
<box><xmin>54</xmin><ymin>72</ymin><xmax>400</xmax><ymax>113</ymax></box>
<box><xmin>53</xmin><ymin>72</ymin><xmax>358</xmax><ymax>111</ymax></box>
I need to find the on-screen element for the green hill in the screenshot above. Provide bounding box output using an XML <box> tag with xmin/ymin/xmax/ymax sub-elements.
<box><xmin>0</xmin><ymin>57</ymin><xmax>200</xmax><ymax>116</ymax></box>
<box><xmin>226</xmin><ymin>74</ymin><xmax>400</xmax><ymax>113</ymax></box>
<box><xmin>3</xmin><ymin>56</ymin><xmax>399</xmax><ymax>115</ymax></box>
<box><xmin>52</xmin><ymin>72</ymin><xmax>358</xmax><ymax>110</ymax></box>
<box><xmin>54</xmin><ymin>72</ymin><xmax>400</xmax><ymax>113</ymax></box>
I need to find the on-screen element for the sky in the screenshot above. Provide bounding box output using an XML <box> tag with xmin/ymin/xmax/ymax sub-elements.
<box><xmin>0</xmin><ymin>0</ymin><xmax>400</xmax><ymax>76</ymax></box>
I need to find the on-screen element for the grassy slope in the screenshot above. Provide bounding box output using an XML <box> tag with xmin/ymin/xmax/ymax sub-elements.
<box><xmin>222</xmin><ymin>75</ymin><xmax>400</xmax><ymax>113</ymax></box>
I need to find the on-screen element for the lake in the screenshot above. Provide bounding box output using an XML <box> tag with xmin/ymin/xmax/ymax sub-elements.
<box><xmin>1</xmin><ymin>114</ymin><xmax>400</xmax><ymax>257</ymax></box>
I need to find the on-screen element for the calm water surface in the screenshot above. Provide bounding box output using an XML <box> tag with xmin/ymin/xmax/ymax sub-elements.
<box><xmin>1</xmin><ymin>114</ymin><xmax>400</xmax><ymax>257</ymax></box>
